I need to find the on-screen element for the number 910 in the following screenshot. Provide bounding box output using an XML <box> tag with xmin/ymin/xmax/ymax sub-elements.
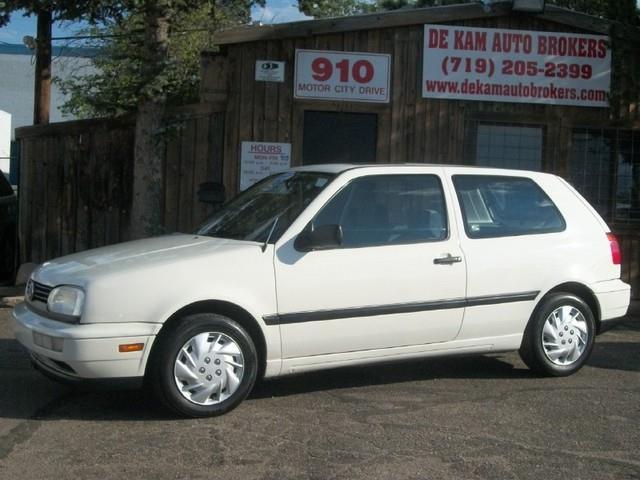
<box><xmin>311</xmin><ymin>57</ymin><xmax>375</xmax><ymax>84</ymax></box>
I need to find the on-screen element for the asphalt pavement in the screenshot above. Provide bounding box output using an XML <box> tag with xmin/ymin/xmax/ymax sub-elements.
<box><xmin>0</xmin><ymin>304</ymin><xmax>638</xmax><ymax>480</ymax></box>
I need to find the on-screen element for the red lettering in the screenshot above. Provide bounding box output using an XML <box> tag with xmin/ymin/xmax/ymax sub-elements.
<box><xmin>548</xmin><ymin>36</ymin><xmax>558</xmax><ymax>56</ymax></box>
<box><xmin>538</xmin><ymin>36</ymin><xmax>547</xmax><ymax>55</ymax></box>
<box><xmin>578</xmin><ymin>38</ymin><xmax>587</xmax><ymax>57</ymax></box>
<box><xmin>597</xmin><ymin>39</ymin><xmax>607</xmax><ymax>58</ymax></box>
<box><xmin>428</xmin><ymin>28</ymin><xmax>448</xmax><ymax>48</ymax></box>
<box><xmin>492</xmin><ymin>33</ymin><xmax>502</xmax><ymax>52</ymax></box>
<box><xmin>454</xmin><ymin>31</ymin><xmax>486</xmax><ymax>51</ymax></box>
<box><xmin>454</xmin><ymin>30</ymin><xmax>463</xmax><ymax>49</ymax></box>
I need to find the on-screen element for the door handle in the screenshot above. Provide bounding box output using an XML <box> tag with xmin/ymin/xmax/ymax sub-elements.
<box><xmin>433</xmin><ymin>253</ymin><xmax>462</xmax><ymax>265</ymax></box>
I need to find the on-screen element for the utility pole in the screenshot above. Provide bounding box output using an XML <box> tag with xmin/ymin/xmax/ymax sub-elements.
<box><xmin>33</xmin><ymin>9</ymin><xmax>52</xmax><ymax>125</ymax></box>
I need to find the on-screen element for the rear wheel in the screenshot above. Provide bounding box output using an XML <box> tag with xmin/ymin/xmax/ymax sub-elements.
<box><xmin>150</xmin><ymin>313</ymin><xmax>258</xmax><ymax>417</ymax></box>
<box><xmin>520</xmin><ymin>293</ymin><xmax>595</xmax><ymax>376</ymax></box>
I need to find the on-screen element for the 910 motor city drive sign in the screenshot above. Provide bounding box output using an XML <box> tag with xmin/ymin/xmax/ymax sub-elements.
<box><xmin>422</xmin><ymin>25</ymin><xmax>611</xmax><ymax>107</ymax></box>
<box><xmin>294</xmin><ymin>49</ymin><xmax>391</xmax><ymax>103</ymax></box>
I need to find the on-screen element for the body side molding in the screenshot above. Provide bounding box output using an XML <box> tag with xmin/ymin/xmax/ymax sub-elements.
<box><xmin>263</xmin><ymin>291</ymin><xmax>540</xmax><ymax>326</ymax></box>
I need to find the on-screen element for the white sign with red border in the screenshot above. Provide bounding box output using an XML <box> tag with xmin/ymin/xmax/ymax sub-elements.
<box><xmin>422</xmin><ymin>25</ymin><xmax>611</xmax><ymax>107</ymax></box>
<box><xmin>240</xmin><ymin>141</ymin><xmax>291</xmax><ymax>191</ymax></box>
<box><xmin>294</xmin><ymin>49</ymin><xmax>391</xmax><ymax>103</ymax></box>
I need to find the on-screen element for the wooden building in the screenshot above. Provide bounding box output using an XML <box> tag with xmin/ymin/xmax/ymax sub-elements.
<box><xmin>12</xmin><ymin>2</ymin><xmax>640</xmax><ymax>294</ymax></box>
<box><xmin>201</xmin><ymin>2</ymin><xmax>639</xmax><ymax>230</ymax></box>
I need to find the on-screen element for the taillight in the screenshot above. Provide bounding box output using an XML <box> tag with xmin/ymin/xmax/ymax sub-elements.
<box><xmin>607</xmin><ymin>233</ymin><xmax>621</xmax><ymax>265</ymax></box>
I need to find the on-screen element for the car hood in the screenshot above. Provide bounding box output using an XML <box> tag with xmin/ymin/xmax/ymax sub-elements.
<box><xmin>33</xmin><ymin>234</ymin><xmax>260</xmax><ymax>287</ymax></box>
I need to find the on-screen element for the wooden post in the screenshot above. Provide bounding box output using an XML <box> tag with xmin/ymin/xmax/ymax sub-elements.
<box><xmin>33</xmin><ymin>9</ymin><xmax>52</xmax><ymax>125</ymax></box>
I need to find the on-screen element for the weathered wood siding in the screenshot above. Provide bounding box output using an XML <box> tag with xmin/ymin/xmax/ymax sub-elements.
<box><xmin>207</xmin><ymin>15</ymin><xmax>612</xmax><ymax>197</ymax></box>
<box><xmin>201</xmin><ymin>13</ymin><xmax>638</xmax><ymax>297</ymax></box>
<box><xmin>16</xmin><ymin>106</ymin><xmax>224</xmax><ymax>264</ymax></box>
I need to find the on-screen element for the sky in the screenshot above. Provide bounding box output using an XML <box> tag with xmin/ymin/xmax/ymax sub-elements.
<box><xmin>2</xmin><ymin>1</ymin><xmax>639</xmax><ymax>45</ymax></box>
<box><xmin>0</xmin><ymin>0</ymin><xmax>311</xmax><ymax>45</ymax></box>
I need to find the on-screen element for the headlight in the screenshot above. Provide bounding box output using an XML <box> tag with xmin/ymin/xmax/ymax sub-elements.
<box><xmin>47</xmin><ymin>286</ymin><xmax>85</xmax><ymax>318</ymax></box>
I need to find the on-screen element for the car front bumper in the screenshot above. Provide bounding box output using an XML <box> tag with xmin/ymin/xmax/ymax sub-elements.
<box><xmin>12</xmin><ymin>302</ymin><xmax>161</xmax><ymax>381</ymax></box>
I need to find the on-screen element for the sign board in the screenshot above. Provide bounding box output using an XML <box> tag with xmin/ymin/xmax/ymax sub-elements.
<box><xmin>0</xmin><ymin>110</ymin><xmax>10</xmax><ymax>174</ymax></box>
<box><xmin>422</xmin><ymin>25</ymin><xmax>611</xmax><ymax>107</ymax></box>
<box><xmin>294</xmin><ymin>49</ymin><xmax>391</xmax><ymax>103</ymax></box>
<box><xmin>255</xmin><ymin>60</ymin><xmax>285</xmax><ymax>82</ymax></box>
<box><xmin>240</xmin><ymin>141</ymin><xmax>291</xmax><ymax>191</ymax></box>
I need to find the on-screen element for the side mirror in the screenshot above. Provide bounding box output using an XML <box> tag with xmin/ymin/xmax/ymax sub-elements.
<box><xmin>197</xmin><ymin>182</ymin><xmax>226</xmax><ymax>205</ymax></box>
<box><xmin>294</xmin><ymin>224</ymin><xmax>343</xmax><ymax>252</ymax></box>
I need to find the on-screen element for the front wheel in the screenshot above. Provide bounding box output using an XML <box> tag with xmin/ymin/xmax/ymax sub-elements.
<box><xmin>150</xmin><ymin>313</ymin><xmax>258</xmax><ymax>417</ymax></box>
<box><xmin>519</xmin><ymin>293</ymin><xmax>596</xmax><ymax>377</ymax></box>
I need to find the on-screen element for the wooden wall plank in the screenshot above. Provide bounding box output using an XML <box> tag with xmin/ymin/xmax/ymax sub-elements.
<box><xmin>45</xmin><ymin>136</ymin><xmax>62</xmax><ymax>260</ymax></box>
<box><xmin>193</xmin><ymin>115</ymin><xmax>210</xmax><ymax>228</ymax></box>
<box><xmin>31</xmin><ymin>139</ymin><xmax>47</xmax><ymax>263</ymax></box>
<box><xmin>263</xmin><ymin>41</ymin><xmax>280</xmax><ymax>142</ymax></box>
<box><xmin>178</xmin><ymin>119</ymin><xmax>196</xmax><ymax>233</ymax></box>
<box><xmin>74</xmin><ymin>131</ymin><xmax>91</xmax><ymax>254</ymax></box>
<box><xmin>89</xmin><ymin>126</ymin><xmax>107</xmax><ymax>250</ymax></box>
<box><xmin>252</xmin><ymin>41</ymin><xmax>267</xmax><ymax>142</ymax></box>
<box><xmin>60</xmin><ymin>135</ymin><xmax>77</xmax><ymax>256</ymax></box>
<box><xmin>277</xmin><ymin>38</ymin><xmax>295</xmax><ymax>147</ymax></box>
<box><xmin>223</xmin><ymin>45</ymin><xmax>242</xmax><ymax>195</ymax></box>
<box><xmin>18</xmin><ymin>138</ymin><xmax>32</xmax><ymax>264</ymax></box>
<box><xmin>164</xmin><ymin>125</ymin><xmax>182</xmax><ymax>233</ymax></box>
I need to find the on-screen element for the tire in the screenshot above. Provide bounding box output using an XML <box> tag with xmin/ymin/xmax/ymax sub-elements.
<box><xmin>149</xmin><ymin>313</ymin><xmax>258</xmax><ymax>417</ymax></box>
<box><xmin>519</xmin><ymin>292</ymin><xmax>596</xmax><ymax>377</ymax></box>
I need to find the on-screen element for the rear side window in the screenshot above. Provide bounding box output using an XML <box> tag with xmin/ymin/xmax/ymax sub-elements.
<box><xmin>453</xmin><ymin>175</ymin><xmax>565</xmax><ymax>239</ymax></box>
<box><xmin>312</xmin><ymin>174</ymin><xmax>448</xmax><ymax>248</ymax></box>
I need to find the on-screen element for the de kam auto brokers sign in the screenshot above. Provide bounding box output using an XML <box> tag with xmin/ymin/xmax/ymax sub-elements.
<box><xmin>422</xmin><ymin>25</ymin><xmax>611</xmax><ymax>107</ymax></box>
<box><xmin>294</xmin><ymin>49</ymin><xmax>391</xmax><ymax>103</ymax></box>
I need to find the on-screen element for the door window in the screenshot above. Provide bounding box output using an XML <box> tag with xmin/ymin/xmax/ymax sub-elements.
<box><xmin>312</xmin><ymin>174</ymin><xmax>448</xmax><ymax>247</ymax></box>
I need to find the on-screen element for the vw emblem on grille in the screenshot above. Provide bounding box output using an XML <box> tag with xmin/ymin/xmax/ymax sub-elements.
<box><xmin>25</xmin><ymin>280</ymin><xmax>34</xmax><ymax>301</ymax></box>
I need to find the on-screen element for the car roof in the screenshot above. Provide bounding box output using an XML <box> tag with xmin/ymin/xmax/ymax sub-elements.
<box><xmin>290</xmin><ymin>163</ymin><xmax>556</xmax><ymax>178</ymax></box>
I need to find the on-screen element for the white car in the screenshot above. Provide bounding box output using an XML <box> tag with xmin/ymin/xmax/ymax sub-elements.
<box><xmin>13</xmin><ymin>164</ymin><xmax>631</xmax><ymax>417</ymax></box>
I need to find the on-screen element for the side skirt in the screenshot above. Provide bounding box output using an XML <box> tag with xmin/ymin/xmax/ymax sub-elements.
<box><xmin>271</xmin><ymin>333</ymin><xmax>523</xmax><ymax>377</ymax></box>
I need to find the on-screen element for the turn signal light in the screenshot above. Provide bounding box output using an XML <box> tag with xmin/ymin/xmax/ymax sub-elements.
<box><xmin>607</xmin><ymin>233</ymin><xmax>621</xmax><ymax>265</ymax></box>
<box><xmin>119</xmin><ymin>343</ymin><xmax>144</xmax><ymax>353</ymax></box>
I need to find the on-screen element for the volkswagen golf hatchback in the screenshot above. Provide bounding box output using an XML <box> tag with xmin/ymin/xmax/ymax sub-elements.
<box><xmin>13</xmin><ymin>165</ymin><xmax>631</xmax><ymax>417</ymax></box>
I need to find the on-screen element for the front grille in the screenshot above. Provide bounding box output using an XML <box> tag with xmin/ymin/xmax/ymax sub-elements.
<box><xmin>32</xmin><ymin>281</ymin><xmax>53</xmax><ymax>303</ymax></box>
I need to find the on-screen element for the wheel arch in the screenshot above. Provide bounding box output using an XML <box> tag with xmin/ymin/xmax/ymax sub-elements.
<box><xmin>146</xmin><ymin>300</ymin><xmax>268</xmax><ymax>380</ymax></box>
<box><xmin>538</xmin><ymin>282</ymin><xmax>602</xmax><ymax>333</ymax></box>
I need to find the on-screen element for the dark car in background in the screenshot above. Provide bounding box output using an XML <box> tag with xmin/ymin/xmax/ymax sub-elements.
<box><xmin>0</xmin><ymin>172</ymin><xmax>17</xmax><ymax>283</ymax></box>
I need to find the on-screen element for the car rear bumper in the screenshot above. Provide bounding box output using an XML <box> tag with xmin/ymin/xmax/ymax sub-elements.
<box><xmin>590</xmin><ymin>279</ymin><xmax>631</xmax><ymax>332</ymax></box>
<box><xmin>12</xmin><ymin>302</ymin><xmax>161</xmax><ymax>381</ymax></box>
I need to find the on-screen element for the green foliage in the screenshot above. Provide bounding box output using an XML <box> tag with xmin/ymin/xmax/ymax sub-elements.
<box><xmin>553</xmin><ymin>0</ymin><xmax>640</xmax><ymax>120</ymax></box>
<box><xmin>548</xmin><ymin>0</ymin><xmax>609</xmax><ymax>16</ymax></box>
<box><xmin>55</xmin><ymin>3</ymin><xmax>257</xmax><ymax>118</ymax></box>
<box><xmin>369</xmin><ymin>0</ymin><xmax>464</xmax><ymax>11</ymax></box>
<box><xmin>0</xmin><ymin>1</ymin><xmax>125</xmax><ymax>25</ymax></box>
<box><xmin>297</xmin><ymin>0</ymin><xmax>365</xmax><ymax>17</ymax></box>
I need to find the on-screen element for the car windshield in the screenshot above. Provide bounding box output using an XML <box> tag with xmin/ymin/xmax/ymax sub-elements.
<box><xmin>196</xmin><ymin>171</ymin><xmax>335</xmax><ymax>243</ymax></box>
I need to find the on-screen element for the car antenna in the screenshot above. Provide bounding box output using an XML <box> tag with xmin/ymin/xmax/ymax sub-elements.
<box><xmin>261</xmin><ymin>217</ymin><xmax>279</xmax><ymax>253</ymax></box>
